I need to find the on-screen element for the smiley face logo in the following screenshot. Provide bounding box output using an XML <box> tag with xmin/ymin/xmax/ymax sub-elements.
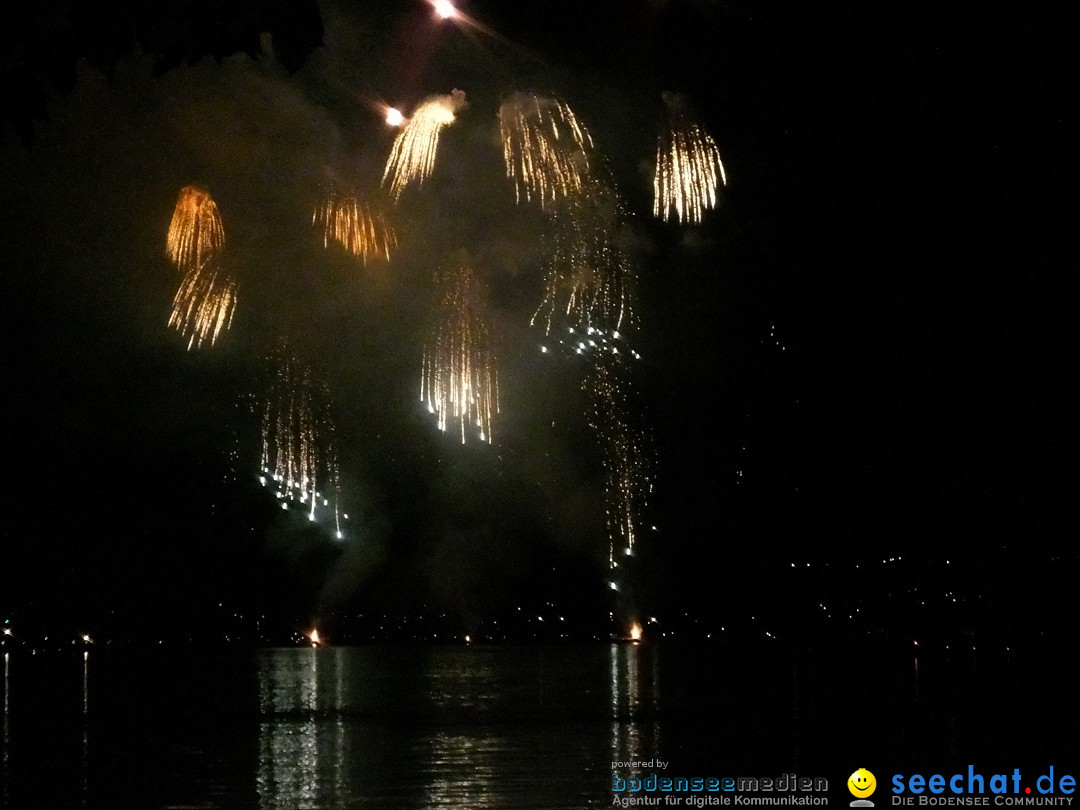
<box><xmin>848</xmin><ymin>768</ymin><xmax>877</xmax><ymax>798</ymax></box>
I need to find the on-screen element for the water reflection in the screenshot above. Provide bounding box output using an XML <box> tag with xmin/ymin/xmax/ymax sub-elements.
<box><xmin>3</xmin><ymin>652</ymin><xmax>9</xmax><ymax>808</ymax></box>
<box><xmin>257</xmin><ymin>647</ymin><xmax>346</xmax><ymax>809</ymax></box>
<box><xmin>82</xmin><ymin>650</ymin><xmax>90</xmax><ymax>807</ymax></box>
<box><xmin>424</xmin><ymin>732</ymin><xmax>501</xmax><ymax>808</ymax></box>
<box><xmin>252</xmin><ymin>645</ymin><xmax>672</xmax><ymax>808</ymax></box>
<box><xmin>609</xmin><ymin>643</ymin><xmax>661</xmax><ymax>781</ymax></box>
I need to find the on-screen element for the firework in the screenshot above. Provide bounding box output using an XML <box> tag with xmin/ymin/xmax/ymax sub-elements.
<box><xmin>382</xmin><ymin>90</ymin><xmax>467</xmax><ymax>199</ymax></box>
<box><xmin>167</xmin><ymin>258</ymin><xmax>237</xmax><ymax>349</ymax></box>
<box><xmin>420</xmin><ymin>259</ymin><xmax>499</xmax><ymax>443</ymax></box>
<box><xmin>313</xmin><ymin>188</ymin><xmax>397</xmax><ymax>263</ymax></box>
<box><xmin>500</xmin><ymin>93</ymin><xmax>593</xmax><ymax>209</ymax></box>
<box><xmin>259</xmin><ymin>348</ymin><xmax>343</xmax><ymax>535</ymax></box>
<box><xmin>585</xmin><ymin>351</ymin><xmax>652</xmax><ymax>570</ymax></box>
<box><xmin>531</xmin><ymin>175</ymin><xmax>636</xmax><ymax>348</ymax></box>
<box><xmin>166</xmin><ymin>186</ymin><xmax>225</xmax><ymax>273</ymax></box>
<box><xmin>653</xmin><ymin>93</ymin><xmax>727</xmax><ymax>224</ymax></box>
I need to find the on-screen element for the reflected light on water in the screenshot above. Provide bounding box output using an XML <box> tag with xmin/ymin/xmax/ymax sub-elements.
<box><xmin>3</xmin><ymin>652</ymin><xmax>9</xmax><ymax>808</ymax></box>
<box><xmin>609</xmin><ymin>643</ymin><xmax>661</xmax><ymax>777</ymax></box>
<box><xmin>257</xmin><ymin>647</ymin><xmax>346</xmax><ymax>809</ymax></box>
<box><xmin>82</xmin><ymin>650</ymin><xmax>89</xmax><ymax>804</ymax></box>
<box><xmin>425</xmin><ymin>732</ymin><xmax>501</xmax><ymax>808</ymax></box>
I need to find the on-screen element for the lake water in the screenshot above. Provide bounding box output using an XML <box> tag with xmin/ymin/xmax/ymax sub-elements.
<box><xmin>2</xmin><ymin>643</ymin><xmax>1076</xmax><ymax>808</ymax></box>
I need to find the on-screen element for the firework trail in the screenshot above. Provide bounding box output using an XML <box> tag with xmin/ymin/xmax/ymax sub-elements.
<box><xmin>653</xmin><ymin>92</ymin><xmax>727</xmax><ymax>224</ymax></box>
<box><xmin>585</xmin><ymin>350</ymin><xmax>652</xmax><ymax>571</ymax></box>
<box><xmin>259</xmin><ymin>348</ymin><xmax>344</xmax><ymax>536</ymax></box>
<box><xmin>313</xmin><ymin>188</ymin><xmax>397</xmax><ymax>263</ymax></box>
<box><xmin>420</xmin><ymin>259</ymin><xmax>499</xmax><ymax>444</ymax></box>
<box><xmin>168</xmin><ymin>258</ymin><xmax>237</xmax><ymax>349</ymax></box>
<box><xmin>383</xmin><ymin>90</ymin><xmax>467</xmax><ymax>199</ymax></box>
<box><xmin>166</xmin><ymin>186</ymin><xmax>225</xmax><ymax>273</ymax></box>
<box><xmin>531</xmin><ymin>174</ymin><xmax>636</xmax><ymax>351</ymax></box>
<box><xmin>499</xmin><ymin>93</ymin><xmax>594</xmax><ymax>209</ymax></box>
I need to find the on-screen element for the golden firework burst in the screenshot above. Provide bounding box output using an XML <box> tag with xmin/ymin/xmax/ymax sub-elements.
<box><xmin>500</xmin><ymin>93</ymin><xmax>593</xmax><ymax>209</ymax></box>
<box><xmin>166</xmin><ymin>186</ymin><xmax>225</xmax><ymax>273</ymax></box>
<box><xmin>168</xmin><ymin>258</ymin><xmax>237</xmax><ymax>350</ymax></box>
<box><xmin>313</xmin><ymin>188</ymin><xmax>397</xmax><ymax>263</ymax></box>
<box><xmin>653</xmin><ymin>93</ymin><xmax>727</xmax><ymax>224</ymax></box>
<box><xmin>383</xmin><ymin>90</ymin><xmax>467</xmax><ymax>199</ymax></box>
<box><xmin>420</xmin><ymin>259</ymin><xmax>499</xmax><ymax>444</ymax></box>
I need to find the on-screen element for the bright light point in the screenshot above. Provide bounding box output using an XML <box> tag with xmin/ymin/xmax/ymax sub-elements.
<box><xmin>336</xmin><ymin>531</ymin><xmax>343</xmax><ymax>539</ymax></box>
<box><xmin>464</xmin><ymin>635</ymin><xmax>471</xmax><ymax>643</ymax></box>
<box><xmin>3</xmin><ymin>628</ymin><xmax>12</xmax><ymax>636</ymax></box>
<box><xmin>609</xmin><ymin>581</ymin><xmax>618</xmax><ymax>591</ymax></box>
<box><xmin>540</xmin><ymin>346</ymin><xmax>548</xmax><ymax>353</ymax></box>
<box><xmin>259</xmin><ymin>477</ymin><xmax>266</xmax><ymax>486</ymax></box>
<box><xmin>343</xmin><ymin>514</ymin><xmax>348</xmax><ymax>519</ymax></box>
<box><xmin>81</xmin><ymin>634</ymin><xmax>92</xmax><ymax>643</ymax></box>
<box><xmin>629</xmin><ymin>622</ymin><xmax>643</xmax><ymax>642</ymax></box>
<box><xmin>433</xmin><ymin>0</ymin><xmax>456</xmax><ymax>18</ymax></box>
<box><xmin>308</xmin><ymin>514</ymin><xmax>315</xmax><ymax>522</ymax></box>
<box><xmin>309</xmin><ymin>629</ymin><xmax>320</xmax><ymax>645</ymax></box>
<box><xmin>281</xmin><ymin>503</ymin><xmax>288</xmax><ymax>510</ymax></box>
<box><xmin>613</xmin><ymin>331</ymin><xmax>620</xmax><ymax>339</ymax></box>
<box><xmin>385</xmin><ymin>107</ymin><xmax>404</xmax><ymax>127</ymax></box>
<box><xmin>624</xmin><ymin>547</ymin><xmax>632</xmax><ymax>556</ymax></box>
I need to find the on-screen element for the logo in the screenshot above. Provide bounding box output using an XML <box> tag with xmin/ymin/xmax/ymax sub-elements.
<box><xmin>849</xmin><ymin>768</ymin><xmax>878</xmax><ymax>808</ymax></box>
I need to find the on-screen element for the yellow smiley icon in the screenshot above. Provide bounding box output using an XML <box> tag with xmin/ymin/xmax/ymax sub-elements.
<box><xmin>848</xmin><ymin>768</ymin><xmax>877</xmax><ymax>798</ymax></box>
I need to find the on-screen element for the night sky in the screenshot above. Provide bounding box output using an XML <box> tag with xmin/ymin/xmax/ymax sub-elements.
<box><xmin>1</xmin><ymin>1</ymin><xmax>1072</xmax><ymax>637</ymax></box>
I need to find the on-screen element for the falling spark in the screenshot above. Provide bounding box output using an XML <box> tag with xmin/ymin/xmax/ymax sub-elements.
<box><xmin>420</xmin><ymin>259</ymin><xmax>499</xmax><ymax>444</ymax></box>
<box><xmin>531</xmin><ymin>174</ymin><xmax>636</xmax><ymax>342</ymax></box>
<box><xmin>313</xmin><ymin>188</ymin><xmax>397</xmax><ymax>263</ymax></box>
<box><xmin>166</xmin><ymin>186</ymin><xmax>224</xmax><ymax>274</ymax></box>
<box><xmin>168</xmin><ymin>258</ymin><xmax>237</xmax><ymax>349</ymax></box>
<box><xmin>385</xmin><ymin>107</ymin><xmax>404</xmax><ymax>127</ymax></box>
<box><xmin>653</xmin><ymin>93</ymin><xmax>727</xmax><ymax>224</ymax></box>
<box><xmin>500</xmin><ymin>93</ymin><xmax>594</xmax><ymax>209</ymax></box>
<box><xmin>585</xmin><ymin>351</ymin><xmax>653</xmax><ymax>570</ymax></box>
<box><xmin>260</xmin><ymin>347</ymin><xmax>342</xmax><ymax>531</ymax></box>
<box><xmin>383</xmin><ymin>90</ymin><xmax>467</xmax><ymax>199</ymax></box>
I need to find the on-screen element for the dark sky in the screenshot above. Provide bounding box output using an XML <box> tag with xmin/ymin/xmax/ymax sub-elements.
<box><xmin>0</xmin><ymin>0</ymin><xmax>1071</xmax><ymax>628</ymax></box>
